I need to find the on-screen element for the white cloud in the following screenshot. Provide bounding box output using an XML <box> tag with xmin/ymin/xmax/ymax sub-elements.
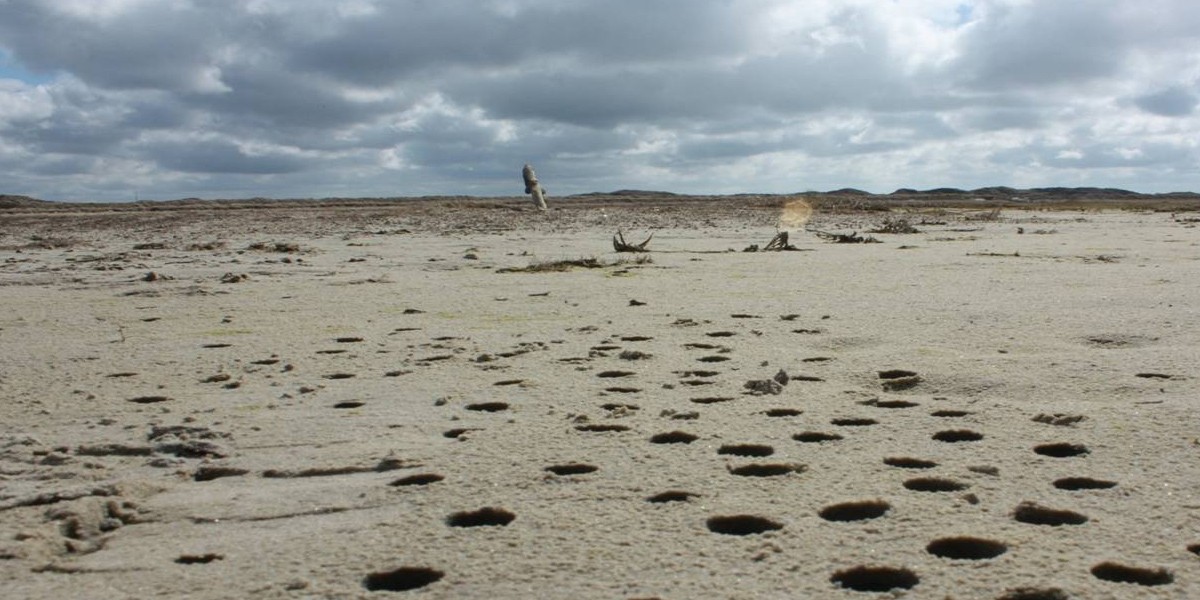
<box><xmin>0</xmin><ymin>0</ymin><xmax>1198</xmax><ymax>200</ymax></box>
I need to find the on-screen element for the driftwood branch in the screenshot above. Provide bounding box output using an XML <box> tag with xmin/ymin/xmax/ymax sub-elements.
<box><xmin>613</xmin><ymin>231</ymin><xmax>653</xmax><ymax>252</ymax></box>
<box><xmin>807</xmin><ymin>227</ymin><xmax>881</xmax><ymax>244</ymax></box>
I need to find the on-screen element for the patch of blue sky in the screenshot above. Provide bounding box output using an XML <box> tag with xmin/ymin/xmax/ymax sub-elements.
<box><xmin>0</xmin><ymin>50</ymin><xmax>55</xmax><ymax>84</ymax></box>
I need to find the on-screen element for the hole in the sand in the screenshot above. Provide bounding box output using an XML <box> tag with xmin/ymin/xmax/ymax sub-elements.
<box><xmin>390</xmin><ymin>473</ymin><xmax>444</xmax><ymax>487</ymax></box>
<box><xmin>1053</xmin><ymin>477</ymin><xmax>1117</xmax><ymax>491</ymax></box>
<box><xmin>679</xmin><ymin>370</ymin><xmax>720</xmax><ymax>377</ymax></box>
<box><xmin>878</xmin><ymin>369</ymin><xmax>918</xmax><ymax>379</ymax></box>
<box><xmin>793</xmin><ymin>432</ymin><xmax>842</xmax><ymax>443</ymax></box>
<box><xmin>1187</xmin><ymin>544</ymin><xmax>1200</xmax><ymax>556</ymax></box>
<box><xmin>1135</xmin><ymin>372</ymin><xmax>1172</xmax><ymax>379</ymax></box>
<box><xmin>1090</xmin><ymin>562</ymin><xmax>1173</xmax><ymax>586</ymax></box>
<box><xmin>128</xmin><ymin>396</ymin><xmax>171</xmax><ymax>404</ymax></box>
<box><xmin>604</xmin><ymin>387</ymin><xmax>641</xmax><ymax>394</ymax></box>
<box><xmin>819</xmin><ymin>500</ymin><xmax>890</xmax><ymax>522</ymax></box>
<box><xmin>831</xmin><ymin>565</ymin><xmax>919</xmax><ymax>592</ymax></box>
<box><xmin>316</xmin><ymin>349</ymin><xmax>347</xmax><ymax>354</ymax></box>
<box><xmin>323</xmin><ymin>373</ymin><xmax>356</xmax><ymax>380</ymax></box>
<box><xmin>884</xmin><ymin>457</ymin><xmax>938</xmax><ymax>469</ymax></box>
<box><xmin>706</xmin><ymin>331</ymin><xmax>736</xmax><ymax>337</ymax></box>
<box><xmin>650</xmin><ymin>431</ymin><xmax>698</xmax><ymax>444</ymax></box>
<box><xmin>803</xmin><ymin>356</ymin><xmax>833</xmax><ymax>362</ymax></box>
<box><xmin>251</xmin><ymin>359</ymin><xmax>280</xmax><ymax>365</ymax></box>
<box><xmin>996</xmin><ymin>588</ymin><xmax>1069</xmax><ymax>600</ymax></box>
<box><xmin>729</xmin><ymin>463</ymin><xmax>804</xmax><ymax>477</ymax></box>
<box><xmin>620</xmin><ymin>335</ymin><xmax>654</xmax><ymax>342</ymax></box>
<box><xmin>465</xmin><ymin>402</ymin><xmax>509</xmax><ymax>412</ymax></box>
<box><xmin>731</xmin><ymin>314</ymin><xmax>761</xmax><ymax>319</ymax></box>
<box><xmin>706</xmin><ymin>515</ymin><xmax>783</xmax><ymax>536</ymax></box>
<box><xmin>202</xmin><ymin>343</ymin><xmax>232</xmax><ymax>349</ymax></box>
<box><xmin>575</xmin><ymin>424</ymin><xmax>631</xmax><ymax>433</ymax></box>
<box><xmin>647</xmin><ymin>491</ymin><xmax>697</xmax><ymax>503</ymax></box>
<box><xmin>698</xmin><ymin>355</ymin><xmax>730</xmax><ymax>363</ymax></box>
<box><xmin>861</xmin><ymin>399</ymin><xmax>919</xmax><ymax>408</ymax></box>
<box><xmin>926</xmin><ymin>537</ymin><xmax>1008</xmax><ymax>560</ymax></box>
<box><xmin>336</xmin><ymin>337</ymin><xmax>363</xmax><ymax>343</ymax></box>
<box><xmin>333</xmin><ymin>401</ymin><xmax>365</xmax><ymax>409</ymax></box>
<box><xmin>446</xmin><ymin>507</ymin><xmax>516</xmax><ymax>528</ymax></box>
<box><xmin>683</xmin><ymin>342</ymin><xmax>721</xmax><ymax>350</ymax></box>
<box><xmin>597</xmin><ymin>370</ymin><xmax>635</xmax><ymax>378</ymax></box>
<box><xmin>493</xmin><ymin>379</ymin><xmax>523</xmax><ymax>386</ymax></box>
<box><xmin>691</xmin><ymin>396</ymin><xmax>735</xmax><ymax>404</ymax></box>
<box><xmin>106</xmin><ymin>372</ymin><xmax>138</xmax><ymax>378</ymax></box>
<box><xmin>931</xmin><ymin>410</ymin><xmax>971</xmax><ymax>417</ymax></box>
<box><xmin>718</xmin><ymin>444</ymin><xmax>775</xmax><ymax>457</ymax></box>
<box><xmin>681</xmin><ymin>380</ymin><xmax>715</xmax><ymax>386</ymax></box>
<box><xmin>601</xmin><ymin>403</ymin><xmax>640</xmax><ymax>411</ymax></box>
<box><xmin>832</xmin><ymin>418</ymin><xmax>878</xmax><ymax>427</ymax></box>
<box><xmin>904</xmin><ymin>477</ymin><xmax>968</xmax><ymax>492</ymax></box>
<box><xmin>443</xmin><ymin>428</ymin><xmax>479</xmax><ymax>439</ymax></box>
<box><xmin>545</xmin><ymin>463</ymin><xmax>598</xmax><ymax>476</ymax></box>
<box><xmin>1034</xmin><ymin>442</ymin><xmax>1089</xmax><ymax>457</ymax></box>
<box><xmin>792</xmin><ymin>328</ymin><xmax>823</xmax><ymax>334</ymax></box>
<box><xmin>1012</xmin><ymin>502</ymin><xmax>1088</xmax><ymax>526</ymax></box>
<box><xmin>932</xmin><ymin>429</ymin><xmax>984</xmax><ymax>442</ymax></box>
<box><xmin>175</xmin><ymin>553</ymin><xmax>223</xmax><ymax>565</ymax></box>
<box><xmin>193</xmin><ymin>466</ymin><xmax>250</xmax><ymax>482</ymax></box>
<box><xmin>765</xmin><ymin>408</ymin><xmax>802</xmax><ymax>417</ymax></box>
<box><xmin>591</xmin><ymin>345</ymin><xmax>621</xmax><ymax>351</ymax></box>
<box><xmin>363</xmin><ymin>567</ymin><xmax>444</xmax><ymax>592</ymax></box>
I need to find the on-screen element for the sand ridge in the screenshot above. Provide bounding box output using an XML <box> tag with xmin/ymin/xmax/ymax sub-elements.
<box><xmin>1</xmin><ymin>204</ymin><xmax>1198</xmax><ymax>598</ymax></box>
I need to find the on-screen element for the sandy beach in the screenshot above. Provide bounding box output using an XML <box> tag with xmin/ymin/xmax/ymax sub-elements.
<box><xmin>1</xmin><ymin>198</ymin><xmax>1198</xmax><ymax>598</ymax></box>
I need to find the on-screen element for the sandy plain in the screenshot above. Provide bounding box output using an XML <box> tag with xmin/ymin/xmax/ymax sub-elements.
<box><xmin>1</xmin><ymin>197</ymin><xmax>1198</xmax><ymax>599</ymax></box>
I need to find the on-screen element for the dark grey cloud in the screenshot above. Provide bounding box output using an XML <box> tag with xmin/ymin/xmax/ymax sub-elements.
<box><xmin>0</xmin><ymin>0</ymin><xmax>1198</xmax><ymax>201</ymax></box>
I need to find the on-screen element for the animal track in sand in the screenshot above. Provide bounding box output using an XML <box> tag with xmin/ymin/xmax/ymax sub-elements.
<box><xmin>575</xmin><ymin>424</ymin><xmax>631</xmax><ymax>433</ymax></box>
<box><xmin>1034</xmin><ymin>442</ymin><xmax>1089</xmax><ymax>457</ymax></box>
<box><xmin>926</xmin><ymin>537</ymin><xmax>1008</xmax><ymax>560</ymax></box>
<box><xmin>128</xmin><ymin>395</ymin><xmax>172</xmax><ymax>404</ymax></box>
<box><xmin>802</xmin><ymin>356</ymin><xmax>833</xmax><ymax>362</ymax></box>
<box><xmin>604</xmin><ymin>387</ymin><xmax>641</xmax><ymax>394</ymax></box>
<box><xmin>818</xmin><ymin>500</ymin><xmax>890</xmax><ymax>522</ymax></box>
<box><xmin>620</xmin><ymin>335</ymin><xmax>653</xmax><ymax>342</ymax></box>
<box><xmin>1053</xmin><ymin>477</ymin><xmax>1117</xmax><ymax>491</ymax></box>
<box><xmin>649</xmin><ymin>431</ymin><xmax>698</xmax><ymax>444</ymax></box>
<box><xmin>1188</xmin><ymin>544</ymin><xmax>1200</xmax><ymax>556</ymax></box>
<box><xmin>1012</xmin><ymin>502</ymin><xmax>1088</xmax><ymax>526</ymax></box>
<box><xmin>792</xmin><ymin>329</ymin><xmax>824</xmax><ymax>334</ymax></box>
<box><xmin>691</xmin><ymin>396</ymin><xmax>735</xmax><ymax>404</ymax></box>
<box><xmin>597</xmin><ymin>370</ymin><xmax>635</xmax><ymax>378</ymax></box>
<box><xmin>443</xmin><ymin>428</ymin><xmax>481</xmax><ymax>439</ymax></box>
<box><xmin>884</xmin><ymin>457</ymin><xmax>938</xmax><ymax>469</ymax></box>
<box><xmin>446</xmin><ymin>507</ymin><xmax>516</xmax><ymax>528</ymax></box>
<box><xmin>678</xmin><ymin>370</ymin><xmax>719</xmax><ymax>378</ymax></box>
<box><xmin>830</xmin><ymin>566</ymin><xmax>919</xmax><ymax>593</ymax></box>
<box><xmin>931</xmin><ymin>410</ymin><xmax>971</xmax><ymax>417</ymax></box>
<box><xmin>1135</xmin><ymin>372</ymin><xmax>1174</xmax><ymax>379</ymax></box>
<box><xmin>251</xmin><ymin>358</ymin><xmax>279</xmax><ymax>365</ymax></box>
<box><xmin>106</xmin><ymin>372</ymin><xmax>138</xmax><ymax>378</ymax></box>
<box><xmin>1032</xmin><ymin>413</ymin><xmax>1086</xmax><ymax>426</ymax></box>
<box><xmin>860</xmin><ymin>399</ymin><xmax>919</xmax><ymax>409</ymax></box>
<box><xmin>706</xmin><ymin>331</ymin><xmax>736</xmax><ymax>337</ymax></box>
<box><xmin>390</xmin><ymin>473</ymin><xmax>444</xmax><ymax>486</ymax></box>
<box><xmin>493</xmin><ymin>379</ymin><xmax>523</xmax><ymax>386</ymax></box>
<box><xmin>201</xmin><ymin>343</ymin><xmax>232</xmax><ymax>349</ymax></box>
<box><xmin>335</xmin><ymin>337</ymin><xmax>363</xmax><ymax>343</ymax></box>
<box><xmin>932</xmin><ymin>429</ymin><xmax>984</xmax><ymax>442</ymax></box>
<box><xmin>175</xmin><ymin>553</ymin><xmax>223</xmax><ymax>565</ymax></box>
<box><xmin>680</xmin><ymin>380</ymin><xmax>715</xmax><ymax>386</ymax></box>
<box><xmin>545</xmin><ymin>463</ymin><xmax>598</xmax><ymax>476</ymax></box>
<box><xmin>697</xmin><ymin>356</ymin><xmax>730</xmax><ymax>363</ymax></box>
<box><xmin>601</xmin><ymin>403</ymin><xmax>640</xmax><ymax>411</ymax></box>
<box><xmin>591</xmin><ymin>345</ymin><xmax>621</xmax><ymax>352</ymax></box>
<box><xmin>995</xmin><ymin>588</ymin><xmax>1069</xmax><ymax>600</ymax></box>
<box><xmin>363</xmin><ymin>567</ymin><xmax>444</xmax><ymax>592</ymax></box>
<box><xmin>333</xmin><ymin>401</ymin><xmax>365</xmax><ymax>409</ymax></box>
<box><xmin>1090</xmin><ymin>562</ymin><xmax>1173</xmax><ymax>586</ymax></box>
<box><xmin>193</xmin><ymin>466</ymin><xmax>250</xmax><ymax>482</ymax></box>
<box><xmin>717</xmin><ymin>444</ymin><xmax>775</xmax><ymax>457</ymax></box>
<box><xmin>706</xmin><ymin>515</ymin><xmax>782</xmax><ymax>535</ymax></box>
<box><xmin>832</xmin><ymin>418</ymin><xmax>878</xmax><ymax>427</ymax></box>
<box><xmin>764</xmin><ymin>408</ymin><xmax>802</xmax><ymax>417</ymax></box>
<box><xmin>646</xmin><ymin>491</ymin><xmax>697</xmax><ymax>503</ymax></box>
<box><xmin>683</xmin><ymin>343</ymin><xmax>721</xmax><ymax>350</ymax></box>
<box><xmin>728</xmin><ymin>463</ymin><xmax>804</xmax><ymax>477</ymax></box>
<box><xmin>793</xmin><ymin>432</ymin><xmax>843</xmax><ymax>443</ymax></box>
<box><xmin>903</xmin><ymin>477</ymin><xmax>968</xmax><ymax>492</ymax></box>
<box><xmin>878</xmin><ymin>369</ymin><xmax>921</xmax><ymax>391</ymax></box>
<box><xmin>730</xmin><ymin>314</ymin><xmax>761</xmax><ymax>319</ymax></box>
<box><xmin>465</xmin><ymin>402</ymin><xmax>509</xmax><ymax>412</ymax></box>
<box><xmin>322</xmin><ymin>373</ymin><xmax>356</xmax><ymax>380</ymax></box>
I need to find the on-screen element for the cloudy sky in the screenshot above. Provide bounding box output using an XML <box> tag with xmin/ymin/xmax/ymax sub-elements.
<box><xmin>1</xmin><ymin>0</ymin><xmax>1199</xmax><ymax>201</ymax></box>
